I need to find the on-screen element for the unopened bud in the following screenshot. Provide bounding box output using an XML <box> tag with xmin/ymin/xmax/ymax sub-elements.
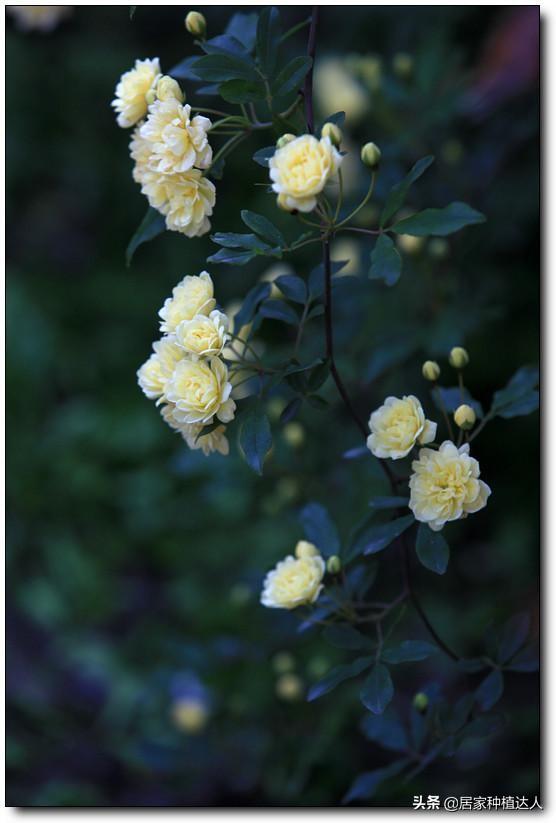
<box><xmin>413</xmin><ymin>692</ymin><xmax>429</xmax><ymax>712</ymax></box>
<box><xmin>156</xmin><ymin>75</ymin><xmax>185</xmax><ymax>103</ymax></box>
<box><xmin>277</xmin><ymin>193</ymin><xmax>294</xmax><ymax>212</ymax></box>
<box><xmin>454</xmin><ymin>404</ymin><xmax>476</xmax><ymax>430</ymax></box>
<box><xmin>276</xmin><ymin>133</ymin><xmax>296</xmax><ymax>149</ymax></box>
<box><xmin>422</xmin><ymin>360</ymin><xmax>440</xmax><ymax>382</ymax></box>
<box><xmin>295</xmin><ymin>540</ymin><xmax>319</xmax><ymax>560</ymax></box>
<box><xmin>145</xmin><ymin>88</ymin><xmax>157</xmax><ymax>106</ymax></box>
<box><xmin>361</xmin><ymin>141</ymin><xmax>381</xmax><ymax>169</ymax></box>
<box><xmin>392</xmin><ymin>52</ymin><xmax>413</xmax><ymax>79</ymax></box>
<box><xmin>185</xmin><ymin>10</ymin><xmax>206</xmax><ymax>38</ymax></box>
<box><xmin>321</xmin><ymin>122</ymin><xmax>342</xmax><ymax>147</ymax></box>
<box><xmin>327</xmin><ymin>555</ymin><xmax>342</xmax><ymax>575</ymax></box>
<box><xmin>449</xmin><ymin>346</ymin><xmax>469</xmax><ymax>369</ymax></box>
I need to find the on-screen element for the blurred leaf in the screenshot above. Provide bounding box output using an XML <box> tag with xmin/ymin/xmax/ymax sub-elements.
<box><xmin>211</xmin><ymin>231</ymin><xmax>272</xmax><ymax>251</ymax></box>
<box><xmin>233</xmin><ymin>282</ymin><xmax>271</xmax><ymax>331</ymax></box>
<box><xmin>457</xmin><ymin>658</ymin><xmax>488</xmax><ymax>673</ymax></box>
<box><xmin>360</xmin><ymin>663</ymin><xmax>394</xmax><ymax>714</ymax></box>
<box><xmin>475</xmin><ymin>669</ymin><xmax>504</xmax><ymax>711</ymax></box>
<box><xmin>347</xmin><ymin>515</ymin><xmax>414</xmax><ymax>561</ymax></box>
<box><xmin>219</xmin><ymin>78</ymin><xmax>265</xmax><ymax>103</ymax></box>
<box><xmin>416</xmin><ymin>524</ymin><xmax>450</xmax><ymax>575</ymax></box>
<box><xmin>241</xmin><ymin>210</ymin><xmax>286</xmax><ymax>247</ymax></box>
<box><xmin>272</xmin><ymin>56</ymin><xmax>312</xmax><ymax>97</ymax></box>
<box><xmin>322</xmin><ymin>624</ymin><xmax>371</xmax><ymax>651</ymax></box>
<box><xmin>360</xmin><ymin>711</ymin><xmax>409</xmax><ymax>752</ymax></box>
<box><xmin>191</xmin><ymin>53</ymin><xmax>259</xmax><ymax>83</ymax></box>
<box><xmin>391</xmin><ymin>202</ymin><xmax>486</xmax><ymax>236</ymax></box>
<box><xmin>369</xmin><ymin>235</ymin><xmax>402</xmax><ymax>286</ymax></box>
<box><xmin>126</xmin><ymin>208</ymin><xmax>165</xmax><ymax>266</ymax></box>
<box><xmin>280</xmin><ymin>396</ymin><xmax>302</xmax><ymax>423</ymax></box>
<box><xmin>343</xmin><ymin>445</ymin><xmax>369</xmax><ymax>460</ymax></box>
<box><xmin>505</xmin><ymin>645</ymin><xmax>539</xmax><ymax>672</ymax></box>
<box><xmin>259</xmin><ymin>300</ymin><xmax>299</xmax><ymax>325</ymax></box>
<box><xmin>256</xmin><ymin>6</ymin><xmax>281</xmax><ymax>76</ymax></box>
<box><xmin>308</xmin><ymin>259</ymin><xmax>349</xmax><ymax>297</ymax></box>
<box><xmin>201</xmin><ymin>35</ymin><xmax>250</xmax><ymax>58</ymax></box>
<box><xmin>463</xmin><ymin>713</ymin><xmax>506</xmax><ymax>740</ymax></box>
<box><xmin>253</xmin><ymin>146</ymin><xmax>276</xmax><ymax>167</ymax></box>
<box><xmin>369</xmin><ymin>496</ymin><xmax>409</xmax><ymax>510</ymax></box>
<box><xmin>497</xmin><ymin>612</ymin><xmax>530</xmax><ymax>664</ymax></box>
<box><xmin>238</xmin><ymin>407</ymin><xmax>272</xmax><ymax>475</ymax></box>
<box><xmin>275</xmin><ymin>275</ymin><xmax>307</xmax><ymax>304</ymax></box>
<box><xmin>320</xmin><ymin>110</ymin><xmax>346</xmax><ymax>129</ymax></box>
<box><xmin>299</xmin><ymin>502</ymin><xmax>340</xmax><ymax>556</ymax></box>
<box><xmin>170</xmin><ymin>56</ymin><xmax>201</xmax><ymax>80</ymax></box>
<box><xmin>382</xmin><ymin>640</ymin><xmax>438</xmax><ymax>664</ymax></box>
<box><xmin>433</xmin><ymin>386</ymin><xmax>484</xmax><ymax>419</ymax></box>
<box><xmin>225</xmin><ymin>12</ymin><xmax>258</xmax><ymax>51</ymax></box>
<box><xmin>343</xmin><ymin>759</ymin><xmax>409</xmax><ymax>804</ymax></box>
<box><xmin>491</xmin><ymin>366</ymin><xmax>539</xmax><ymax>419</ymax></box>
<box><xmin>207</xmin><ymin>248</ymin><xmax>257</xmax><ymax>265</ymax></box>
<box><xmin>307</xmin><ymin>656</ymin><xmax>372</xmax><ymax>701</ymax></box>
<box><xmin>380</xmin><ymin>155</ymin><xmax>435</xmax><ymax>226</ymax></box>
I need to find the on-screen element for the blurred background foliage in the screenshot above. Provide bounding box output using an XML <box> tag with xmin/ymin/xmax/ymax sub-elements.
<box><xmin>6</xmin><ymin>4</ymin><xmax>539</xmax><ymax>807</ymax></box>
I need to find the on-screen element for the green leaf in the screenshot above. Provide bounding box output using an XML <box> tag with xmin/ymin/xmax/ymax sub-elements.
<box><xmin>360</xmin><ymin>712</ymin><xmax>409</xmax><ymax>753</ymax></box>
<box><xmin>211</xmin><ymin>232</ymin><xmax>271</xmax><ymax>251</ymax></box>
<box><xmin>238</xmin><ymin>407</ymin><xmax>272</xmax><ymax>475</ymax></box>
<box><xmin>359</xmin><ymin>515</ymin><xmax>414</xmax><ymax>557</ymax></box>
<box><xmin>360</xmin><ymin>663</ymin><xmax>394</xmax><ymax>714</ymax></box>
<box><xmin>233</xmin><ymin>283</ymin><xmax>272</xmax><ymax>331</ymax></box>
<box><xmin>200</xmin><ymin>34</ymin><xmax>250</xmax><ymax>58</ymax></box>
<box><xmin>382</xmin><ymin>640</ymin><xmax>438</xmax><ymax>664</ymax></box>
<box><xmin>343</xmin><ymin>759</ymin><xmax>409</xmax><ymax>804</ymax></box>
<box><xmin>126</xmin><ymin>208</ymin><xmax>165</xmax><ymax>266</ymax></box>
<box><xmin>391</xmin><ymin>201</ymin><xmax>486</xmax><ymax>237</ymax></box>
<box><xmin>190</xmin><ymin>53</ymin><xmax>259</xmax><ymax>83</ymax></box>
<box><xmin>169</xmin><ymin>56</ymin><xmax>202</xmax><ymax>81</ymax></box>
<box><xmin>252</xmin><ymin>146</ymin><xmax>276</xmax><ymax>167</ymax></box>
<box><xmin>256</xmin><ymin>6</ymin><xmax>281</xmax><ymax>76</ymax></box>
<box><xmin>497</xmin><ymin>612</ymin><xmax>530</xmax><ymax>665</ymax></box>
<box><xmin>491</xmin><ymin>366</ymin><xmax>539</xmax><ymax>419</ymax></box>
<box><xmin>380</xmin><ymin>156</ymin><xmax>435</xmax><ymax>227</ymax></box>
<box><xmin>369</xmin><ymin>496</ymin><xmax>409</xmax><ymax>510</ymax></box>
<box><xmin>433</xmin><ymin>386</ymin><xmax>484</xmax><ymax>419</ymax></box>
<box><xmin>307</xmin><ymin>656</ymin><xmax>372</xmax><ymax>701</ymax></box>
<box><xmin>299</xmin><ymin>502</ymin><xmax>340</xmax><ymax>556</ymax></box>
<box><xmin>322</xmin><ymin>624</ymin><xmax>371</xmax><ymax>651</ymax></box>
<box><xmin>280</xmin><ymin>397</ymin><xmax>302</xmax><ymax>423</ymax></box>
<box><xmin>225</xmin><ymin>12</ymin><xmax>258</xmax><ymax>51</ymax></box>
<box><xmin>219</xmin><ymin>79</ymin><xmax>265</xmax><ymax>103</ymax></box>
<box><xmin>415</xmin><ymin>523</ymin><xmax>450</xmax><ymax>575</ymax></box>
<box><xmin>369</xmin><ymin>235</ymin><xmax>402</xmax><ymax>286</ymax></box>
<box><xmin>241</xmin><ymin>210</ymin><xmax>285</xmax><ymax>246</ymax></box>
<box><xmin>505</xmin><ymin>646</ymin><xmax>539</xmax><ymax>672</ymax></box>
<box><xmin>259</xmin><ymin>300</ymin><xmax>299</xmax><ymax>325</ymax></box>
<box><xmin>275</xmin><ymin>275</ymin><xmax>307</xmax><ymax>304</ymax></box>
<box><xmin>272</xmin><ymin>55</ymin><xmax>312</xmax><ymax>97</ymax></box>
<box><xmin>207</xmin><ymin>248</ymin><xmax>257</xmax><ymax>266</ymax></box>
<box><xmin>475</xmin><ymin>669</ymin><xmax>504</xmax><ymax>711</ymax></box>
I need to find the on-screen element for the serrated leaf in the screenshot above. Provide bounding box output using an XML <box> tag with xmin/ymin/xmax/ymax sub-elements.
<box><xmin>256</xmin><ymin>6</ymin><xmax>281</xmax><ymax>76</ymax></box>
<box><xmin>343</xmin><ymin>759</ymin><xmax>409</xmax><ymax>804</ymax></box>
<box><xmin>238</xmin><ymin>407</ymin><xmax>272</xmax><ymax>475</ymax></box>
<box><xmin>382</xmin><ymin>640</ymin><xmax>438</xmax><ymax>664</ymax></box>
<box><xmin>259</xmin><ymin>300</ymin><xmax>299</xmax><ymax>325</ymax></box>
<box><xmin>274</xmin><ymin>275</ymin><xmax>307</xmax><ymax>304</ymax></box>
<box><xmin>322</xmin><ymin>624</ymin><xmax>371</xmax><ymax>651</ymax></box>
<box><xmin>241</xmin><ymin>210</ymin><xmax>285</xmax><ymax>246</ymax></box>
<box><xmin>219</xmin><ymin>78</ymin><xmax>265</xmax><ymax>103</ymax></box>
<box><xmin>360</xmin><ymin>712</ymin><xmax>409</xmax><ymax>752</ymax></box>
<box><xmin>360</xmin><ymin>663</ymin><xmax>394</xmax><ymax>714</ymax></box>
<box><xmin>307</xmin><ymin>656</ymin><xmax>372</xmax><ymax>701</ymax></box>
<box><xmin>392</xmin><ymin>201</ymin><xmax>486</xmax><ymax>237</ymax></box>
<box><xmin>475</xmin><ymin>669</ymin><xmax>504</xmax><ymax>711</ymax></box>
<box><xmin>416</xmin><ymin>524</ymin><xmax>450</xmax><ymax>575</ymax></box>
<box><xmin>299</xmin><ymin>502</ymin><xmax>340</xmax><ymax>556</ymax></box>
<box><xmin>126</xmin><ymin>208</ymin><xmax>165</xmax><ymax>266</ymax></box>
<box><xmin>380</xmin><ymin>156</ymin><xmax>435</xmax><ymax>227</ymax></box>
<box><xmin>272</xmin><ymin>55</ymin><xmax>312</xmax><ymax>97</ymax></box>
<box><xmin>369</xmin><ymin>234</ymin><xmax>402</xmax><ymax>286</ymax></box>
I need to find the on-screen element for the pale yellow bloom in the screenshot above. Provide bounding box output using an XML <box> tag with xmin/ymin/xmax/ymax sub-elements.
<box><xmin>175</xmin><ymin>310</ymin><xmax>229</xmax><ymax>358</ymax></box>
<box><xmin>137</xmin><ymin>335</ymin><xmax>184</xmax><ymax>401</ymax></box>
<box><xmin>261</xmin><ymin>541</ymin><xmax>325</xmax><ymax>609</ymax></box>
<box><xmin>139</xmin><ymin>100</ymin><xmax>212</xmax><ymax>174</ymax></box>
<box><xmin>161</xmin><ymin>170</ymin><xmax>216</xmax><ymax>237</ymax></box>
<box><xmin>158</xmin><ymin>272</ymin><xmax>216</xmax><ymax>334</ymax></box>
<box><xmin>7</xmin><ymin>5</ymin><xmax>72</xmax><ymax>31</ymax></box>
<box><xmin>112</xmin><ymin>58</ymin><xmax>161</xmax><ymax>128</ymax></box>
<box><xmin>315</xmin><ymin>57</ymin><xmax>369</xmax><ymax>123</ymax></box>
<box><xmin>367</xmin><ymin>395</ymin><xmax>437</xmax><ymax>460</ymax></box>
<box><xmin>164</xmin><ymin>357</ymin><xmax>235</xmax><ymax>425</ymax></box>
<box><xmin>129</xmin><ymin>128</ymin><xmax>152</xmax><ymax>185</ymax></box>
<box><xmin>409</xmin><ymin>441</ymin><xmax>491</xmax><ymax>531</ymax></box>
<box><xmin>161</xmin><ymin>405</ymin><xmax>230</xmax><ymax>456</ymax></box>
<box><xmin>156</xmin><ymin>75</ymin><xmax>185</xmax><ymax>103</ymax></box>
<box><xmin>269</xmin><ymin>134</ymin><xmax>342</xmax><ymax>213</ymax></box>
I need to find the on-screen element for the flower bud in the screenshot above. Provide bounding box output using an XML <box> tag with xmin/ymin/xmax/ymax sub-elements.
<box><xmin>326</xmin><ymin>555</ymin><xmax>342</xmax><ymax>575</ymax></box>
<box><xmin>361</xmin><ymin>141</ymin><xmax>381</xmax><ymax>169</ymax></box>
<box><xmin>449</xmin><ymin>346</ymin><xmax>469</xmax><ymax>369</ymax></box>
<box><xmin>422</xmin><ymin>360</ymin><xmax>440</xmax><ymax>382</ymax></box>
<box><xmin>454</xmin><ymin>404</ymin><xmax>476</xmax><ymax>431</ymax></box>
<box><xmin>145</xmin><ymin>88</ymin><xmax>157</xmax><ymax>106</ymax></box>
<box><xmin>276</xmin><ymin>193</ymin><xmax>294</xmax><ymax>212</ymax></box>
<box><xmin>276</xmin><ymin>133</ymin><xmax>296</xmax><ymax>149</ymax></box>
<box><xmin>321</xmin><ymin>122</ymin><xmax>342</xmax><ymax>147</ymax></box>
<box><xmin>295</xmin><ymin>540</ymin><xmax>319</xmax><ymax>559</ymax></box>
<box><xmin>185</xmin><ymin>10</ymin><xmax>206</xmax><ymax>38</ymax></box>
<box><xmin>156</xmin><ymin>75</ymin><xmax>185</xmax><ymax>103</ymax></box>
<box><xmin>392</xmin><ymin>52</ymin><xmax>413</xmax><ymax>79</ymax></box>
<box><xmin>412</xmin><ymin>692</ymin><xmax>429</xmax><ymax>713</ymax></box>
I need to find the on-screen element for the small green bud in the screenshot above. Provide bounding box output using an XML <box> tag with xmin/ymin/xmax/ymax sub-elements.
<box><xmin>321</xmin><ymin>122</ymin><xmax>342</xmax><ymax>147</ymax></box>
<box><xmin>276</xmin><ymin>133</ymin><xmax>296</xmax><ymax>149</ymax></box>
<box><xmin>361</xmin><ymin>141</ymin><xmax>381</xmax><ymax>169</ymax></box>
<box><xmin>326</xmin><ymin>555</ymin><xmax>342</xmax><ymax>575</ymax></box>
<box><xmin>185</xmin><ymin>10</ymin><xmax>206</xmax><ymax>38</ymax></box>
<box><xmin>449</xmin><ymin>346</ymin><xmax>469</xmax><ymax>369</ymax></box>
<box><xmin>422</xmin><ymin>360</ymin><xmax>440</xmax><ymax>382</ymax></box>
<box><xmin>392</xmin><ymin>52</ymin><xmax>413</xmax><ymax>79</ymax></box>
<box><xmin>413</xmin><ymin>692</ymin><xmax>429</xmax><ymax>712</ymax></box>
<box><xmin>454</xmin><ymin>404</ymin><xmax>476</xmax><ymax>431</ymax></box>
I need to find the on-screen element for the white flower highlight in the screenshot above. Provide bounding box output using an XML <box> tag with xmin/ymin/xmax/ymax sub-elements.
<box><xmin>158</xmin><ymin>272</ymin><xmax>216</xmax><ymax>334</ymax></box>
<box><xmin>112</xmin><ymin>58</ymin><xmax>161</xmax><ymax>128</ymax></box>
<box><xmin>261</xmin><ymin>541</ymin><xmax>325</xmax><ymax>610</ymax></box>
<box><xmin>140</xmin><ymin>100</ymin><xmax>212</xmax><ymax>174</ymax></box>
<box><xmin>367</xmin><ymin>395</ymin><xmax>437</xmax><ymax>460</ymax></box>
<box><xmin>175</xmin><ymin>310</ymin><xmax>229</xmax><ymax>358</ymax></box>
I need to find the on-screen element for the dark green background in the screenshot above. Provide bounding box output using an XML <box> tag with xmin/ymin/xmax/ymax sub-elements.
<box><xmin>6</xmin><ymin>5</ymin><xmax>539</xmax><ymax>807</ymax></box>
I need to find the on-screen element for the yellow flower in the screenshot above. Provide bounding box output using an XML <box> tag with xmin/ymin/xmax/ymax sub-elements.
<box><xmin>185</xmin><ymin>11</ymin><xmax>206</xmax><ymax>37</ymax></box>
<box><xmin>129</xmin><ymin>128</ymin><xmax>152</xmax><ymax>185</ymax></box>
<box><xmin>367</xmin><ymin>395</ymin><xmax>437</xmax><ymax>460</ymax></box>
<box><xmin>139</xmin><ymin>100</ymin><xmax>212</xmax><ymax>174</ymax></box>
<box><xmin>164</xmin><ymin>357</ymin><xmax>235</xmax><ymax>424</ymax></box>
<box><xmin>156</xmin><ymin>75</ymin><xmax>185</xmax><ymax>103</ymax></box>
<box><xmin>175</xmin><ymin>310</ymin><xmax>229</xmax><ymax>358</ymax></box>
<box><xmin>112</xmin><ymin>58</ymin><xmax>161</xmax><ymax>128</ymax></box>
<box><xmin>137</xmin><ymin>336</ymin><xmax>184</xmax><ymax>401</ymax></box>
<box><xmin>161</xmin><ymin>405</ymin><xmax>230</xmax><ymax>456</ymax></box>
<box><xmin>269</xmin><ymin>134</ymin><xmax>342</xmax><ymax>213</ymax></box>
<box><xmin>158</xmin><ymin>272</ymin><xmax>216</xmax><ymax>334</ymax></box>
<box><xmin>409</xmin><ymin>441</ymin><xmax>491</xmax><ymax>531</ymax></box>
<box><xmin>161</xmin><ymin>170</ymin><xmax>216</xmax><ymax>237</ymax></box>
<box><xmin>261</xmin><ymin>541</ymin><xmax>325</xmax><ymax>609</ymax></box>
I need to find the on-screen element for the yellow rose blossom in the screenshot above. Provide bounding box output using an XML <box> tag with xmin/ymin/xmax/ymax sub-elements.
<box><xmin>269</xmin><ymin>134</ymin><xmax>342</xmax><ymax>213</ymax></box>
<box><xmin>161</xmin><ymin>405</ymin><xmax>229</xmax><ymax>456</ymax></box>
<box><xmin>158</xmin><ymin>272</ymin><xmax>216</xmax><ymax>334</ymax></box>
<box><xmin>137</xmin><ymin>336</ymin><xmax>184</xmax><ymax>401</ymax></box>
<box><xmin>409</xmin><ymin>441</ymin><xmax>491</xmax><ymax>532</ymax></box>
<box><xmin>175</xmin><ymin>310</ymin><xmax>229</xmax><ymax>358</ymax></box>
<box><xmin>261</xmin><ymin>541</ymin><xmax>325</xmax><ymax>610</ymax></box>
<box><xmin>161</xmin><ymin>170</ymin><xmax>216</xmax><ymax>237</ymax></box>
<box><xmin>155</xmin><ymin>75</ymin><xmax>185</xmax><ymax>103</ymax></box>
<box><xmin>112</xmin><ymin>58</ymin><xmax>161</xmax><ymax>129</ymax></box>
<box><xmin>367</xmin><ymin>395</ymin><xmax>437</xmax><ymax>460</ymax></box>
<box><xmin>164</xmin><ymin>357</ymin><xmax>235</xmax><ymax>425</ymax></box>
<box><xmin>139</xmin><ymin>99</ymin><xmax>212</xmax><ymax>174</ymax></box>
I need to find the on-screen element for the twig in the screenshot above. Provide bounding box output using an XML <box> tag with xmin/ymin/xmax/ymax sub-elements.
<box><xmin>304</xmin><ymin>6</ymin><xmax>318</xmax><ymax>133</ymax></box>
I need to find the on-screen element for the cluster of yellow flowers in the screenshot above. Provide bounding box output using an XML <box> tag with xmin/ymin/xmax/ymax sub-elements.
<box><xmin>137</xmin><ymin>272</ymin><xmax>235</xmax><ymax>456</ymax></box>
<box><xmin>112</xmin><ymin>59</ymin><xmax>215</xmax><ymax>237</ymax></box>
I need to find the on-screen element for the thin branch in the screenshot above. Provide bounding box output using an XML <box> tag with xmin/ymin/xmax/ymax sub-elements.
<box><xmin>304</xmin><ymin>6</ymin><xmax>319</xmax><ymax>133</ymax></box>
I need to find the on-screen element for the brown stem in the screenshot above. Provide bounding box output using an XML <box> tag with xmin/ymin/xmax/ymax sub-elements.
<box><xmin>304</xmin><ymin>6</ymin><xmax>319</xmax><ymax>133</ymax></box>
